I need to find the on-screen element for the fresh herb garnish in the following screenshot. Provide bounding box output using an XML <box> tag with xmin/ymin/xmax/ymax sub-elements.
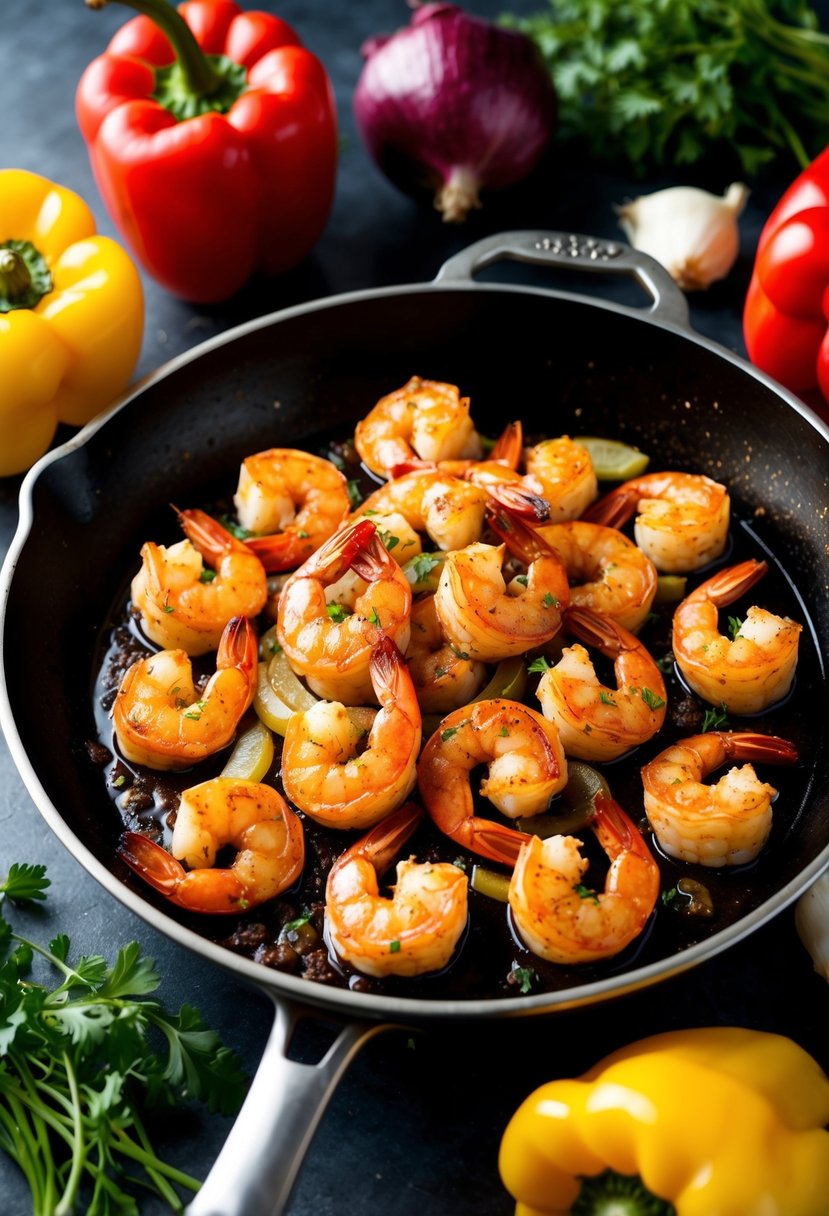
<box><xmin>509</xmin><ymin>965</ymin><xmax>536</xmax><ymax>995</ymax></box>
<box><xmin>702</xmin><ymin>702</ymin><xmax>730</xmax><ymax>731</ymax></box>
<box><xmin>504</xmin><ymin>0</ymin><xmax>829</xmax><ymax>174</ymax></box>
<box><xmin>728</xmin><ymin>615</ymin><xmax>744</xmax><ymax>640</ymax></box>
<box><xmin>599</xmin><ymin>691</ymin><xmax>617</xmax><ymax>706</ymax></box>
<box><xmin>326</xmin><ymin>603</ymin><xmax>351</xmax><ymax>623</ymax></box>
<box><xmin>527</xmin><ymin>655</ymin><xmax>551</xmax><ymax>674</ymax></box>
<box><xmin>641</xmin><ymin>687</ymin><xmax>666</xmax><ymax>711</ymax></box>
<box><xmin>0</xmin><ymin>864</ymin><xmax>247</xmax><ymax>1214</ymax></box>
<box><xmin>573</xmin><ymin>883</ymin><xmax>600</xmax><ymax>904</ymax></box>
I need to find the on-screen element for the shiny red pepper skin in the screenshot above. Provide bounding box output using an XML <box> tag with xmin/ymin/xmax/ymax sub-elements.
<box><xmin>743</xmin><ymin>145</ymin><xmax>829</xmax><ymax>402</ymax></box>
<box><xmin>76</xmin><ymin>0</ymin><xmax>337</xmax><ymax>302</ymax></box>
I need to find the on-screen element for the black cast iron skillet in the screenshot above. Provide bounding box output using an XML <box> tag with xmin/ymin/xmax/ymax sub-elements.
<box><xmin>3</xmin><ymin>232</ymin><xmax>829</xmax><ymax>1215</ymax></box>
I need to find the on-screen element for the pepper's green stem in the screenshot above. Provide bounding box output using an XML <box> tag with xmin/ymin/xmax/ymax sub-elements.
<box><xmin>572</xmin><ymin>1169</ymin><xmax>676</xmax><ymax>1215</ymax></box>
<box><xmin>86</xmin><ymin>0</ymin><xmax>223</xmax><ymax>96</ymax></box>
<box><xmin>0</xmin><ymin>241</ymin><xmax>53</xmax><ymax>312</ymax></box>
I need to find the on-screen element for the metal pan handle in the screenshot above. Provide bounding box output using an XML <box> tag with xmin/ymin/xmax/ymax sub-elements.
<box><xmin>186</xmin><ymin>998</ymin><xmax>390</xmax><ymax>1216</ymax></box>
<box><xmin>434</xmin><ymin>230</ymin><xmax>690</xmax><ymax>330</ymax></box>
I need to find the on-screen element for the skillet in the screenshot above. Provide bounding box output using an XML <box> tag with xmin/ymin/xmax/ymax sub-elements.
<box><xmin>2</xmin><ymin>230</ymin><xmax>829</xmax><ymax>1215</ymax></box>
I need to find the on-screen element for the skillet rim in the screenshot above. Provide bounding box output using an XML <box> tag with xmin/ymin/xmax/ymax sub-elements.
<box><xmin>3</xmin><ymin>274</ymin><xmax>829</xmax><ymax>1022</ymax></box>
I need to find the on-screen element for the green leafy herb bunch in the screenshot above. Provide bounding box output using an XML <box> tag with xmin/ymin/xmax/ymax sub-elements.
<box><xmin>0</xmin><ymin>863</ymin><xmax>248</xmax><ymax>1215</ymax></box>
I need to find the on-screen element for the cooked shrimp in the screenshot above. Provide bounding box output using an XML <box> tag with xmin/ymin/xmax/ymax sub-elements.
<box><xmin>354</xmin><ymin>376</ymin><xmax>482</xmax><ymax>479</ymax></box>
<box><xmin>509</xmin><ymin>793</ymin><xmax>660</xmax><ymax>963</ymax></box>
<box><xmin>276</xmin><ymin>518</ymin><xmax>412</xmax><ymax>704</ymax></box>
<box><xmin>523</xmin><ymin>435</ymin><xmax>598</xmax><ymax>521</ymax></box>
<box><xmin>537</xmin><ymin>607</ymin><xmax>667</xmax><ymax>761</ymax></box>
<box><xmin>325</xmin><ymin>802</ymin><xmax>468</xmax><ymax>978</ymax></box>
<box><xmin>352</xmin><ymin>469</ymin><xmax>489</xmax><ymax>553</ymax></box>
<box><xmin>118</xmin><ymin>778</ymin><xmax>304</xmax><ymax>913</ymax></box>
<box><xmin>584</xmin><ymin>470</ymin><xmax>730</xmax><ymax>573</ymax></box>
<box><xmin>113</xmin><ymin>616</ymin><xmax>258</xmax><ymax>771</ymax></box>
<box><xmin>533</xmin><ymin>519</ymin><xmax>658</xmax><ymax>633</ymax></box>
<box><xmin>131</xmin><ymin>508</ymin><xmax>267</xmax><ymax>655</ymax></box>
<box><xmin>642</xmin><ymin>731</ymin><xmax>799</xmax><ymax>866</ymax></box>
<box><xmin>405</xmin><ymin>594</ymin><xmax>488</xmax><ymax>714</ymax></box>
<box><xmin>672</xmin><ymin>559</ymin><xmax>802</xmax><ymax>713</ymax></box>
<box><xmin>281</xmin><ymin>637</ymin><xmax>421</xmax><ymax>829</ymax></box>
<box><xmin>234</xmin><ymin>448</ymin><xmax>351</xmax><ymax>572</ymax></box>
<box><xmin>418</xmin><ymin>699</ymin><xmax>567</xmax><ymax>865</ymax></box>
<box><xmin>434</xmin><ymin>516</ymin><xmax>569</xmax><ymax>662</ymax></box>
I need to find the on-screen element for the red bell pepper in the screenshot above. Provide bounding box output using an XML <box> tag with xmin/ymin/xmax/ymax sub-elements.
<box><xmin>76</xmin><ymin>0</ymin><xmax>337</xmax><ymax>303</ymax></box>
<box><xmin>743</xmin><ymin>145</ymin><xmax>829</xmax><ymax>403</ymax></box>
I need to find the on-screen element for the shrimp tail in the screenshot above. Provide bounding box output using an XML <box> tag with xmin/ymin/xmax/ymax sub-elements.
<box><xmin>719</xmin><ymin>730</ymin><xmax>799</xmax><ymax>766</ymax></box>
<box><xmin>486</xmin><ymin>481</ymin><xmax>551</xmax><ymax>524</ymax></box>
<box><xmin>246</xmin><ymin>531</ymin><xmax>315</xmax><ymax>573</ymax></box>
<box><xmin>699</xmin><ymin>559</ymin><xmax>769</xmax><ymax>607</ymax></box>
<box><xmin>486</xmin><ymin>502</ymin><xmax>553</xmax><ymax>563</ymax></box>
<box><xmin>592</xmin><ymin>792</ymin><xmax>646</xmax><ymax>859</ymax></box>
<box><xmin>177</xmin><ymin>507</ymin><xmax>253</xmax><ymax>561</ymax></box>
<box><xmin>349</xmin><ymin>528</ymin><xmax>400</xmax><ymax>583</ymax></box>
<box><xmin>488</xmin><ymin>419</ymin><xmax>523</xmax><ymax>468</ymax></box>
<box><xmin>119</xmin><ymin>832</ymin><xmax>248</xmax><ymax>913</ymax></box>
<box><xmin>564</xmin><ymin>606</ymin><xmax>637</xmax><ymax>657</ymax></box>
<box><xmin>216</xmin><ymin>615</ymin><xmax>258</xmax><ymax>675</ymax></box>
<box><xmin>465</xmin><ymin>822</ymin><xmax>530</xmax><ymax>867</ymax></box>
<box><xmin>307</xmin><ymin>517</ymin><xmax>378</xmax><ymax>582</ymax></box>
<box><xmin>351</xmin><ymin>802</ymin><xmax>424</xmax><ymax>873</ymax></box>
<box><xmin>581</xmin><ymin>485</ymin><xmax>640</xmax><ymax>528</ymax></box>
<box><xmin>119</xmin><ymin>831</ymin><xmax>187</xmax><ymax>897</ymax></box>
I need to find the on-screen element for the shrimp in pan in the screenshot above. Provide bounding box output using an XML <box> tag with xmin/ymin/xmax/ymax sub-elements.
<box><xmin>281</xmin><ymin>637</ymin><xmax>421</xmax><ymax>830</ymax></box>
<box><xmin>536</xmin><ymin>607</ymin><xmax>667</xmax><ymax>761</ymax></box>
<box><xmin>235</xmin><ymin>448</ymin><xmax>351</xmax><ymax>572</ymax></box>
<box><xmin>113</xmin><ymin>615</ymin><xmax>257</xmax><ymax>771</ymax></box>
<box><xmin>534</xmin><ymin>519</ymin><xmax>658</xmax><ymax>634</ymax></box>
<box><xmin>523</xmin><ymin>435</ymin><xmax>598</xmax><ymax>521</ymax></box>
<box><xmin>131</xmin><ymin>508</ymin><xmax>267</xmax><ymax>655</ymax></box>
<box><xmin>325</xmin><ymin>802</ymin><xmax>468</xmax><ymax>978</ymax></box>
<box><xmin>276</xmin><ymin>518</ymin><xmax>412</xmax><ymax>704</ymax></box>
<box><xmin>509</xmin><ymin>793</ymin><xmax>660</xmax><ymax>964</ymax></box>
<box><xmin>405</xmin><ymin>594</ymin><xmax>488</xmax><ymax>715</ymax></box>
<box><xmin>642</xmin><ymin>731</ymin><xmax>799</xmax><ymax>866</ymax></box>
<box><xmin>118</xmin><ymin>777</ymin><xmax>304</xmax><ymax>913</ymax></box>
<box><xmin>672</xmin><ymin>559</ymin><xmax>802</xmax><ymax>714</ymax></box>
<box><xmin>352</xmin><ymin>469</ymin><xmax>490</xmax><ymax>554</ymax></box>
<box><xmin>435</xmin><ymin>505</ymin><xmax>569</xmax><ymax>663</ymax></box>
<box><xmin>354</xmin><ymin>376</ymin><xmax>482</xmax><ymax>479</ymax></box>
<box><xmin>418</xmin><ymin>700</ymin><xmax>567</xmax><ymax>866</ymax></box>
<box><xmin>585</xmin><ymin>470</ymin><xmax>730</xmax><ymax>573</ymax></box>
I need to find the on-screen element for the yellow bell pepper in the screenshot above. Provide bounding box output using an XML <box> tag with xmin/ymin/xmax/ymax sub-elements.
<box><xmin>0</xmin><ymin>169</ymin><xmax>143</xmax><ymax>476</ymax></box>
<box><xmin>499</xmin><ymin>1027</ymin><xmax>829</xmax><ymax>1216</ymax></box>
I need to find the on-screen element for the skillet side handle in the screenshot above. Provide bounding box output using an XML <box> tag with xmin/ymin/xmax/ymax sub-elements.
<box><xmin>186</xmin><ymin>999</ymin><xmax>390</xmax><ymax>1216</ymax></box>
<box><xmin>435</xmin><ymin>230</ymin><xmax>691</xmax><ymax>330</ymax></box>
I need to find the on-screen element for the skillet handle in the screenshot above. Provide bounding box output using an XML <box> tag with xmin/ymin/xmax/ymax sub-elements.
<box><xmin>434</xmin><ymin>229</ymin><xmax>691</xmax><ymax>330</ymax></box>
<box><xmin>186</xmin><ymin>999</ymin><xmax>391</xmax><ymax>1216</ymax></box>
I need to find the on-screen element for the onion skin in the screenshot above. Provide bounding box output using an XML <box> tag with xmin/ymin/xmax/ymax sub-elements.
<box><xmin>354</xmin><ymin>3</ymin><xmax>556</xmax><ymax>223</ymax></box>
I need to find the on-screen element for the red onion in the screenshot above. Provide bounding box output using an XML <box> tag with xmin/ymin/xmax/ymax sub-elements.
<box><xmin>354</xmin><ymin>3</ymin><xmax>556</xmax><ymax>223</ymax></box>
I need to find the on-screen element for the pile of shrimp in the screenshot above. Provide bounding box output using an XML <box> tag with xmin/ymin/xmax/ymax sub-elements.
<box><xmin>108</xmin><ymin>376</ymin><xmax>804</xmax><ymax>990</ymax></box>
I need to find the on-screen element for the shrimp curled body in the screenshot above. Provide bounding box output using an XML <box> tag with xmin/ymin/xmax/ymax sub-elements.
<box><xmin>418</xmin><ymin>699</ymin><xmax>567</xmax><ymax>866</ymax></box>
<box><xmin>277</xmin><ymin>518</ymin><xmax>412</xmax><ymax>704</ymax></box>
<box><xmin>537</xmin><ymin>607</ymin><xmax>667</xmax><ymax>761</ymax></box>
<box><xmin>672</xmin><ymin>559</ymin><xmax>802</xmax><ymax>714</ymax></box>
<box><xmin>509</xmin><ymin>794</ymin><xmax>660</xmax><ymax>964</ymax></box>
<box><xmin>281</xmin><ymin>637</ymin><xmax>422</xmax><ymax>830</ymax></box>
<box><xmin>325</xmin><ymin>803</ymin><xmax>468</xmax><ymax>978</ymax></box>
<box><xmin>235</xmin><ymin>448</ymin><xmax>351</xmax><ymax>572</ymax></box>
<box><xmin>112</xmin><ymin>615</ymin><xmax>257</xmax><ymax>771</ymax></box>
<box><xmin>118</xmin><ymin>777</ymin><xmax>305</xmax><ymax>913</ymax></box>
<box><xmin>355</xmin><ymin>376</ymin><xmax>482</xmax><ymax>479</ymax></box>
<box><xmin>585</xmin><ymin>471</ymin><xmax>730</xmax><ymax>573</ymax></box>
<box><xmin>131</xmin><ymin>509</ymin><xmax>267</xmax><ymax>655</ymax></box>
<box><xmin>642</xmin><ymin>730</ymin><xmax>799</xmax><ymax>867</ymax></box>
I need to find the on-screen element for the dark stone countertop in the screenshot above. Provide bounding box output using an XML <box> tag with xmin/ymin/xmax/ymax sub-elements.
<box><xmin>2</xmin><ymin>1</ymin><xmax>829</xmax><ymax>1213</ymax></box>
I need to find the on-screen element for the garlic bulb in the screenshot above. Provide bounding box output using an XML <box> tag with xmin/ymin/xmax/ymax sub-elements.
<box><xmin>616</xmin><ymin>182</ymin><xmax>749</xmax><ymax>291</ymax></box>
<box><xmin>795</xmin><ymin>872</ymin><xmax>829</xmax><ymax>982</ymax></box>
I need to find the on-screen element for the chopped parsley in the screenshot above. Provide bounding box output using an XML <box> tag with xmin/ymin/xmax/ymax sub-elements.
<box><xmin>326</xmin><ymin>603</ymin><xmax>351</xmax><ymax>623</ymax></box>
<box><xmin>641</xmin><ymin>687</ymin><xmax>666</xmax><ymax>711</ymax></box>
<box><xmin>573</xmin><ymin>883</ymin><xmax>600</xmax><ymax>903</ymax></box>
<box><xmin>510</xmin><ymin>965</ymin><xmax>536</xmax><ymax>995</ymax></box>
<box><xmin>389</xmin><ymin>940</ymin><xmax>401</xmax><ymax>954</ymax></box>
<box><xmin>599</xmin><ymin>691</ymin><xmax>617</xmax><ymax>706</ymax></box>
<box><xmin>199</xmin><ymin>568</ymin><xmax>216</xmax><ymax>583</ymax></box>
<box><xmin>727</xmin><ymin>615</ymin><xmax>744</xmax><ymax>640</ymax></box>
<box><xmin>542</xmin><ymin>592</ymin><xmax>559</xmax><ymax>608</ymax></box>
<box><xmin>702</xmin><ymin>703</ymin><xmax>730</xmax><ymax>732</ymax></box>
<box><xmin>527</xmin><ymin>655</ymin><xmax>551</xmax><ymax>674</ymax></box>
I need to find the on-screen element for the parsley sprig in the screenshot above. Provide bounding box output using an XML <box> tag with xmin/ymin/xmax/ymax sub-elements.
<box><xmin>504</xmin><ymin>0</ymin><xmax>829</xmax><ymax>173</ymax></box>
<box><xmin>0</xmin><ymin>864</ymin><xmax>247</xmax><ymax>1214</ymax></box>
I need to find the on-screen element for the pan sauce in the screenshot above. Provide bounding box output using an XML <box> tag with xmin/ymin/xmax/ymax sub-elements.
<box><xmin>89</xmin><ymin>443</ymin><xmax>820</xmax><ymax>1002</ymax></box>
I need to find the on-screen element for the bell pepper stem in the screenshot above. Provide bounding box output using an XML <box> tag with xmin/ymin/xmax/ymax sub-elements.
<box><xmin>86</xmin><ymin>0</ymin><xmax>223</xmax><ymax>99</ymax></box>
<box><xmin>0</xmin><ymin>249</ymin><xmax>32</xmax><ymax>302</ymax></box>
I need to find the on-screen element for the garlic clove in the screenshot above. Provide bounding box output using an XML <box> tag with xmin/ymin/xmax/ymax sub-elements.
<box><xmin>796</xmin><ymin>872</ymin><xmax>829</xmax><ymax>983</ymax></box>
<box><xmin>616</xmin><ymin>182</ymin><xmax>749</xmax><ymax>291</ymax></box>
